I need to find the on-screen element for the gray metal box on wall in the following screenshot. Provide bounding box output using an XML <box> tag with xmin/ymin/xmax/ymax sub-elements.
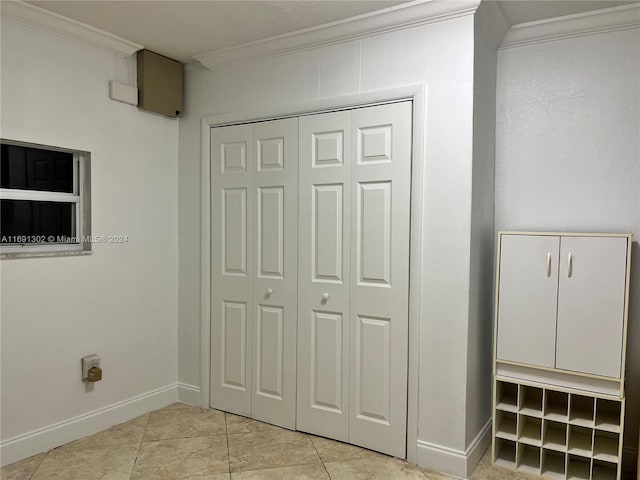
<box><xmin>137</xmin><ymin>50</ymin><xmax>183</xmax><ymax>118</ymax></box>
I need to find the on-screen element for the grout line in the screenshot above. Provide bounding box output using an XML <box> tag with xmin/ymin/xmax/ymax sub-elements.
<box><xmin>224</xmin><ymin>413</ymin><xmax>231</xmax><ymax>476</ymax></box>
<box><xmin>128</xmin><ymin>413</ymin><xmax>150</xmax><ymax>480</ymax></box>
<box><xmin>309</xmin><ymin>434</ymin><xmax>332</xmax><ymax>479</ymax></box>
<box><xmin>26</xmin><ymin>450</ymin><xmax>49</xmax><ymax>480</ymax></box>
<box><xmin>232</xmin><ymin>460</ymin><xmax>327</xmax><ymax>475</ymax></box>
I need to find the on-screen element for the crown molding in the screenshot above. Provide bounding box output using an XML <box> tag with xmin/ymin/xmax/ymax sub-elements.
<box><xmin>0</xmin><ymin>1</ymin><xmax>142</xmax><ymax>57</ymax></box>
<box><xmin>475</xmin><ymin>0</ymin><xmax>510</xmax><ymax>50</ymax></box>
<box><xmin>500</xmin><ymin>3</ymin><xmax>640</xmax><ymax>50</ymax></box>
<box><xmin>193</xmin><ymin>0</ymin><xmax>480</xmax><ymax>71</ymax></box>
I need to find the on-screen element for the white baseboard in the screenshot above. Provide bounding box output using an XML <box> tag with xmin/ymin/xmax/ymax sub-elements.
<box><xmin>465</xmin><ymin>419</ymin><xmax>492</xmax><ymax>476</ymax></box>
<box><xmin>177</xmin><ymin>382</ymin><xmax>201</xmax><ymax>406</ymax></box>
<box><xmin>0</xmin><ymin>383</ymin><xmax>178</xmax><ymax>467</ymax></box>
<box><xmin>416</xmin><ymin>419</ymin><xmax>492</xmax><ymax>479</ymax></box>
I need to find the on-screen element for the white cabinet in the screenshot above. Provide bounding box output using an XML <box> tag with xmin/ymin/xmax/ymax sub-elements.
<box><xmin>555</xmin><ymin>236</ymin><xmax>628</xmax><ymax>378</ymax></box>
<box><xmin>496</xmin><ymin>235</ymin><xmax>560</xmax><ymax>368</ymax></box>
<box><xmin>496</xmin><ymin>233</ymin><xmax>630</xmax><ymax>379</ymax></box>
<box><xmin>493</xmin><ymin>379</ymin><xmax>626</xmax><ymax>480</ymax></box>
<box><xmin>493</xmin><ymin>232</ymin><xmax>632</xmax><ymax>480</ymax></box>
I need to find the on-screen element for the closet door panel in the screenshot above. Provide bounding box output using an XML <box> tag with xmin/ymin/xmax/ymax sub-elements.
<box><xmin>211</xmin><ymin>124</ymin><xmax>254</xmax><ymax>416</ymax></box>
<box><xmin>556</xmin><ymin>236</ymin><xmax>628</xmax><ymax>378</ymax></box>
<box><xmin>297</xmin><ymin>111</ymin><xmax>352</xmax><ymax>441</ymax></box>
<box><xmin>496</xmin><ymin>234</ymin><xmax>560</xmax><ymax>368</ymax></box>
<box><xmin>348</xmin><ymin>102</ymin><xmax>411</xmax><ymax>458</ymax></box>
<box><xmin>251</xmin><ymin>118</ymin><xmax>298</xmax><ymax>429</ymax></box>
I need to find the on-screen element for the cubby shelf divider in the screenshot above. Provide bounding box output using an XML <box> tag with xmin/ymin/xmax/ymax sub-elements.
<box><xmin>493</xmin><ymin>379</ymin><xmax>624</xmax><ymax>480</ymax></box>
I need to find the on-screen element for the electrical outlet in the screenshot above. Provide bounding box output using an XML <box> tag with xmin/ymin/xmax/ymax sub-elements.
<box><xmin>82</xmin><ymin>355</ymin><xmax>100</xmax><ymax>381</ymax></box>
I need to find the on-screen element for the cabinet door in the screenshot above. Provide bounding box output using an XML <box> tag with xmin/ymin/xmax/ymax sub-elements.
<box><xmin>497</xmin><ymin>235</ymin><xmax>560</xmax><ymax>368</ymax></box>
<box><xmin>251</xmin><ymin>118</ymin><xmax>299</xmax><ymax>429</ymax></box>
<box><xmin>210</xmin><ymin>124</ymin><xmax>254</xmax><ymax>416</ymax></box>
<box><xmin>297</xmin><ymin>110</ymin><xmax>352</xmax><ymax>441</ymax></box>
<box><xmin>555</xmin><ymin>236</ymin><xmax>628</xmax><ymax>378</ymax></box>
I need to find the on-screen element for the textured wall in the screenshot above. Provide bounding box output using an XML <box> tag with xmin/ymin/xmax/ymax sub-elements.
<box><xmin>495</xmin><ymin>27</ymin><xmax>640</xmax><ymax>465</ymax></box>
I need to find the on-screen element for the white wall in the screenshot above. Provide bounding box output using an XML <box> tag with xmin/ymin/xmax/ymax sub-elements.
<box><xmin>0</xmin><ymin>18</ymin><xmax>179</xmax><ymax>462</ymax></box>
<box><xmin>496</xmin><ymin>27</ymin><xmax>640</xmax><ymax>468</ymax></box>
<box><xmin>178</xmin><ymin>10</ymin><xmax>495</xmax><ymax>477</ymax></box>
<box><xmin>465</xmin><ymin>8</ymin><xmax>497</xmax><ymax>450</ymax></box>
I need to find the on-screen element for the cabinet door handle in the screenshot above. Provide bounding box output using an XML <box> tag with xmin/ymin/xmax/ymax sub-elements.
<box><xmin>546</xmin><ymin>253</ymin><xmax>551</xmax><ymax>277</ymax></box>
<box><xmin>567</xmin><ymin>253</ymin><xmax>573</xmax><ymax>278</ymax></box>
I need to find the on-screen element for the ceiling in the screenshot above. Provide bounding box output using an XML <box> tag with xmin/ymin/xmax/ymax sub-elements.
<box><xmin>497</xmin><ymin>0</ymin><xmax>635</xmax><ymax>25</ymax></box>
<box><xmin>22</xmin><ymin>0</ymin><xmax>640</xmax><ymax>63</ymax></box>
<box><xmin>26</xmin><ymin>1</ymin><xmax>408</xmax><ymax>63</ymax></box>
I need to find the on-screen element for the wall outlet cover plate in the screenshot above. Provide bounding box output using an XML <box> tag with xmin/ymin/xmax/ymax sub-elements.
<box><xmin>81</xmin><ymin>355</ymin><xmax>100</xmax><ymax>380</ymax></box>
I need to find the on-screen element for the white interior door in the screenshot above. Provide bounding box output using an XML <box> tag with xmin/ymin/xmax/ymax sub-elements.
<box><xmin>297</xmin><ymin>110</ymin><xmax>352</xmax><ymax>441</ymax></box>
<box><xmin>251</xmin><ymin>118</ymin><xmax>298</xmax><ymax>428</ymax></box>
<box><xmin>348</xmin><ymin>102</ymin><xmax>411</xmax><ymax>457</ymax></box>
<box><xmin>212</xmin><ymin>102</ymin><xmax>412</xmax><ymax>456</ymax></box>
<box><xmin>555</xmin><ymin>236</ymin><xmax>628</xmax><ymax>378</ymax></box>
<box><xmin>211</xmin><ymin>124</ymin><xmax>254</xmax><ymax>416</ymax></box>
<box><xmin>496</xmin><ymin>234</ymin><xmax>560</xmax><ymax>368</ymax></box>
<box><xmin>297</xmin><ymin>102</ymin><xmax>412</xmax><ymax>457</ymax></box>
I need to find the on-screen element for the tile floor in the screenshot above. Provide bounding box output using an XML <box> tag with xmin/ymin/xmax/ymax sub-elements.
<box><xmin>1</xmin><ymin>403</ymin><xmax>636</xmax><ymax>480</ymax></box>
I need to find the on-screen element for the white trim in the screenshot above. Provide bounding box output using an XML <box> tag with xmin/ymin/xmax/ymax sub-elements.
<box><xmin>0</xmin><ymin>243</ymin><xmax>85</xmax><ymax>257</ymax></box>
<box><xmin>474</xmin><ymin>0</ymin><xmax>509</xmax><ymax>50</ymax></box>
<box><xmin>500</xmin><ymin>3</ymin><xmax>640</xmax><ymax>50</ymax></box>
<box><xmin>0</xmin><ymin>189</ymin><xmax>79</xmax><ymax>203</ymax></box>
<box><xmin>0</xmin><ymin>1</ymin><xmax>142</xmax><ymax>57</ymax></box>
<box><xmin>0</xmin><ymin>383</ymin><xmax>178</xmax><ymax>467</ymax></box>
<box><xmin>416</xmin><ymin>419</ymin><xmax>492</xmax><ymax>479</ymax></box>
<box><xmin>177</xmin><ymin>382</ymin><xmax>202</xmax><ymax>406</ymax></box>
<box><xmin>200</xmin><ymin>84</ymin><xmax>425</xmax><ymax>461</ymax></box>
<box><xmin>465</xmin><ymin>419</ymin><xmax>492</xmax><ymax>477</ymax></box>
<box><xmin>200</xmin><ymin>117</ymin><xmax>212</xmax><ymax>410</ymax></box>
<box><xmin>192</xmin><ymin>0</ymin><xmax>480</xmax><ymax>70</ymax></box>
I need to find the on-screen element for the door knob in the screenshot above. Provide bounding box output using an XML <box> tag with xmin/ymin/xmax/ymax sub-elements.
<box><xmin>266</xmin><ymin>288</ymin><xmax>273</xmax><ymax>296</ymax></box>
<box><xmin>322</xmin><ymin>293</ymin><xmax>329</xmax><ymax>301</ymax></box>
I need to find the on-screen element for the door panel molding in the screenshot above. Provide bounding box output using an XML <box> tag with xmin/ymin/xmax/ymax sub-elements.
<box><xmin>211</xmin><ymin>124</ymin><xmax>254</xmax><ymax>417</ymax></box>
<box><xmin>297</xmin><ymin>110</ymin><xmax>352</xmax><ymax>442</ymax></box>
<box><xmin>203</xmin><ymin>86</ymin><xmax>425</xmax><ymax>463</ymax></box>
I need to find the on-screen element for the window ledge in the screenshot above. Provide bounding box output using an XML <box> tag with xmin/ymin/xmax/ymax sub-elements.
<box><xmin>1</xmin><ymin>248</ymin><xmax>92</xmax><ymax>260</ymax></box>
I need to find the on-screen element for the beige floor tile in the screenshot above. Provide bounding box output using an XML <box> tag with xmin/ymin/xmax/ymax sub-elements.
<box><xmin>30</xmin><ymin>445</ymin><xmax>138</xmax><ymax>480</ymax></box>
<box><xmin>0</xmin><ymin>452</ymin><xmax>47</xmax><ymax>480</ymax></box>
<box><xmin>230</xmin><ymin>463</ymin><xmax>329</xmax><ymax>480</ymax></box>
<box><xmin>57</xmin><ymin>414</ymin><xmax>149</xmax><ymax>451</ymax></box>
<box><xmin>324</xmin><ymin>457</ymin><xmax>426</xmax><ymax>480</ymax></box>
<box><xmin>181</xmin><ymin>475</ymin><xmax>231</xmax><ymax>480</ymax></box>
<box><xmin>420</xmin><ymin>467</ymin><xmax>457</xmax><ymax>479</ymax></box>
<box><xmin>163</xmin><ymin>402</ymin><xmax>192</xmax><ymax>409</ymax></box>
<box><xmin>144</xmin><ymin>407</ymin><xmax>226</xmax><ymax>440</ymax></box>
<box><xmin>310</xmin><ymin>435</ymin><xmax>383</xmax><ymax>463</ymax></box>
<box><xmin>228</xmin><ymin>429</ymin><xmax>320</xmax><ymax>472</ymax></box>
<box><xmin>225</xmin><ymin>413</ymin><xmax>283</xmax><ymax>434</ymax></box>
<box><xmin>469</xmin><ymin>451</ymin><xmax>538</xmax><ymax>480</ymax></box>
<box><xmin>131</xmin><ymin>435</ymin><xmax>229</xmax><ymax>480</ymax></box>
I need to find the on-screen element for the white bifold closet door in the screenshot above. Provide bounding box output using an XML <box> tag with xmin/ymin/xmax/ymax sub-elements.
<box><xmin>210</xmin><ymin>118</ymin><xmax>298</xmax><ymax>429</ymax></box>
<box><xmin>297</xmin><ymin>101</ymin><xmax>412</xmax><ymax>458</ymax></box>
